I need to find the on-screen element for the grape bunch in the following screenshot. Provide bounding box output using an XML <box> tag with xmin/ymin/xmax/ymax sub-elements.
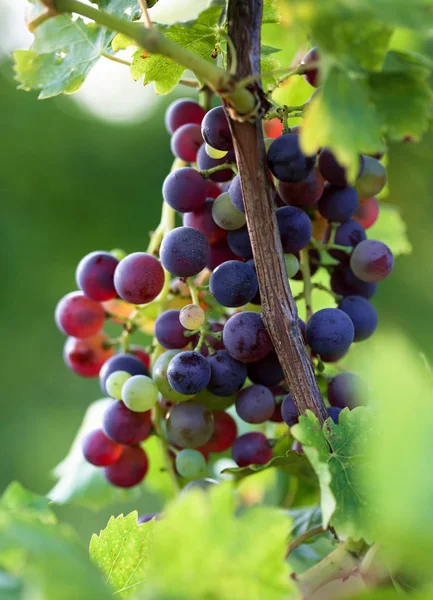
<box><xmin>54</xmin><ymin>56</ymin><xmax>394</xmax><ymax>490</ymax></box>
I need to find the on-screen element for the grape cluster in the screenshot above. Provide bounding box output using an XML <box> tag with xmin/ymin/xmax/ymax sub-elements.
<box><xmin>54</xmin><ymin>66</ymin><xmax>394</xmax><ymax>490</ymax></box>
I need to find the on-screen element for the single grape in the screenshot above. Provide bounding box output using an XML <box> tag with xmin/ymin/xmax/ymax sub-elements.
<box><xmin>277</xmin><ymin>168</ymin><xmax>324</xmax><ymax>208</ymax></box>
<box><xmin>166</xmin><ymin>401</ymin><xmax>214</xmax><ymax>448</ymax></box>
<box><xmin>160</xmin><ymin>227</ymin><xmax>209</xmax><ymax>277</ymax></box>
<box><xmin>330</xmin><ymin>264</ymin><xmax>378</xmax><ymax>299</ymax></box>
<box><xmin>301</xmin><ymin>47</ymin><xmax>319</xmax><ymax>87</ymax></box>
<box><xmin>327</xmin><ymin>407</ymin><xmax>342</xmax><ymax>424</ymax></box>
<box><xmin>212</xmin><ymin>192</ymin><xmax>246</xmax><ymax>231</ymax></box>
<box><xmin>338</xmin><ymin>295</ymin><xmax>378</xmax><ymax>342</ymax></box>
<box><xmin>209</xmin><ymin>260</ymin><xmax>258</xmax><ymax>308</ymax></box>
<box><xmin>284</xmin><ymin>254</ymin><xmax>300</xmax><ymax>279</ymax></box>
<box><xmin>226</xmin><ymin>226</ymin><xmax>253</xmax><ymax>260</ymax></box>
<box><xmin>205</xmin><ymin>143</ymin><xmax>228</xmax><ymax>159</ymax></box>
<box><xmin>247</xmin><ymin>352</ymin><xmax>283</xmax><ymax>387</ymax></box>
<box><xmin>264</xmin><ymin>118</ymin><xmax>283</xmax><ymax>139</ymax></box>
<box><xmin>350</xmin><ymin>239</ymin><xmax>394</xmax><ymax>283</ymax></box>
<box><xmin>207</xmin><ymin>349</ymin><xmax>247</xmax><ymax>396</ymax></box>
<box><xmin>179</xmin><ymin>304</ymin><xmax>205</xmax><ymax>330</ymax></box>
<box><xmin>165</xmin><ymin>98</ymin><xmax>206</xmax><ymax>134</ymax></box>
<box><xmin>181</xmin><ymin>478</ymin><xmax>219</xmax><ymax>494</ymax></box>
<box><xmin>167</xmin><ymin>351</ymin><xmax>211</xmax><ymax>395</ymax></box>
<box><xmin>199</xmin><ymin>411</ymin><xmax>238</xmax><ymax>454</ymax></box>
<box><xmin>138</xmin><ymin>513</ymin><xmax>158</xmax><ymax>524</ymax></box>
<box><xmin>82</xmin><ymin>428</ymin><xmax>123</xmax><ymax>466</ymax></box>
<box><xmin>55</xmin><ymin>291</ymin><xmax>105</xmax><ymax>339</ymax></box>
<box><xmin>122</xmin><ymin>375</ymin><xmax>159</xmax><ymax>412</ymax></box>
<box><xmin>183</xmin><ymin>198</ymin><xmax>226</xmax><ymax>245</ymax></box>
<box><xmin>328</xmin><ymin>372</ymin><xmax>367</xmax><ymax>410</ymax></box>
<box><xmin>355</xmin><ymin>156</ymin><xmax>386</xmax><ymax>197</ymax></box>
<box><xmin>196</xmin><ymin>144</ymin><xmax>235</xmax><ymax>182</ymax></box>
<box><xmin>104</xmin><ymin>445</ymin><xmax>149</xmax><ymax>488</ymax></box>
<box><xmin>235</xmin><ymin>384</ymin><xmax>275</xmax><ymax>424</ymax></box>
<box><xmin>306</xmin><ymin>308</ymin><xmax>354</xmax><ymax>362</ymax></box>
<box><xmin>223</xmin><ymin>312</ymin><xmax>272</xmax><ymax>363</ymax></box>
<box><xmin>207</xmin><ymin>239</ymin><xmax>241</xmax><ymax>270</ymax></box>
<box><xmin>103</xmin><ymin>400</ymin><xmax>152</xmax><ymax>445</ymax></box>
<box><xmin>232</xmin><ymin>432</ymin><xmax>272</xmax><ymax>467</ymax></box>
<box><xmin>281</xmin><ymin>393</ymin><xmax>299</xmax><ymax>427</ymax></box>
<box><xmin>154</xmin><ymin>309</ymin><xmax>194</xmax><ymax>350</ymax></box>
<box><xmin>114</xmin><ymin>253</ymin><xmax>165</xmax><ymax>305</ymax></box>
<box><xmin>170</xmin><ymin>123</ymin><xmax>203</xmax><ymax>162</ymax></box>
<box><xmin>318</xmin><ymin>148</ymin><xmax>364</xmax><ymax>188</ymax></box>
<box><xmin>63</xmin><ymin>333</ymin><xmax>114</xmax><ymax>378</ymax></box>
<box><xmin>328</xmin><ymin>219</ymin><xmax>366</xmax><ymax>261</ymax></box>
<box><xmin>106</xmin><ymin>370</ymin><xmax>131</xmax><ymax>400</ymax></box>
<box><xmin>100</xmin><ymin>353</ymin><xmax>149</xmax><ymax>394</ymax></box>
<box><xmin>228</xmin><ymin>174</ymin><xmax>245</xmax><ymax>213</ymax></box>
<box><xmin>318</xmin><ymin>185</ymin><xmax>359</xmax><ymax>222</ymax></box>
<box><xmin>76</xmin><ymin>251</ymin><xmax>119</xmax><ymax>302</ymax></box>
<box><xmin>196</xmin><ymin>388</ymin><xmax>236</xmax><ymax>410</ymax></box>
<box><xmin>276</xmin><ymin>206</ymin><xmax>313</xmax><ymax>253</ymax></box>
<box><xmin>162</xmin><ymin>167</ymin><xmax>207</xmax><ymax>213</ymax></box>
<box><xmin>201</xmin><ymin>106</ymin><xmax>233</xmax><ymax>151</ymax></box>
<box><xmin>152</xmin><ymin>349</ymin><xmax>194</xmax><ymax>402</ymax></box>
<box><xmin>267</xmin><ymin>133</ymin><xmax>315</xmax><ymax>183</ymax></box>
<box><xmin>353</xmin><ymin>196</ymin><xmax>379</xmax><ymax>229</ymax></box>
<box><xmin>175</xmin><ymin>449</ymin><xmax>206</xmax><ymax>478</ymax></box>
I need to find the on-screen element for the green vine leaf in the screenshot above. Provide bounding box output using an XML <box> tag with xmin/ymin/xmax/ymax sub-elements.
<box><xmin>223</xmin><ymin>452</ymin><xmax>317</xmax><ymax>483</ymax></box>
<box><xmin>292</xmin><ymin>408</ymin><xmax>376</xmax><ymax>542</ymax></box>
<box><xmin>263</xmin><ymin>0</ymin><xmax>280</xmax><ymax>24</ymax></box>
<box><xmin>368</xmin><ymin>203</ymin><xmax>412</xmax><ymax>256</ymax></box>
<box><xmin>1</xmin><ymin>482</ymin><xmax>56</xmax><ymax>525</ymax></box>
<box><xmin>90</xmin><ymin>512</ymin><xmax>155</xmax><ymax>597</ymax></box>
<box><xmin>131</xmin><ymin>5</ymin><xmax>222</xmax><ymax>94</ymax></box>
<box><xmin>94</xmin><ymin>0</ymin><xmax>141</xmax><ymax>18</ymax></box>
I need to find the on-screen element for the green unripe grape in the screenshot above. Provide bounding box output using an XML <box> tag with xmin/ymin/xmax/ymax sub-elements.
<box><xmin>285</xmin><ymin>254</ymin><xmax>300</xmax><ymax>278</ymax></box>
<box><xmin>122</xmin><ymin>375</ymin><xmax>159</xmax><ymax>412</ymax></box>
<box><xmin>205</xmin><ymin>143</ymin><xmax>228</xmax><ymax>159</ymax></box>
<box><xmin>106</xmin><ymin>370</ymin><xmax>131</xmax><ymax>400</ymax></box>
<box><xmin>212</xmin><ymin>192</ymin><xmax>246</xmax><ymax>231</ymax></box>
<box><xmin>152</xmin><ymin>350</ymin><xmax>194</xmax><ymax>402</ymax></box>
<box><xmin>176</xmin><ymin>449</ymin><xmax>207</xmax><ymax>478</ymax></box>
<box><xmin>355</xmin><ymin>156</ymin><xmax>386</xmax><ymax>197</ymax></box>
<box><xmin>180</xmin><ymin>304</ymin><xmax>205</xmax><ymax>330</ymax></box>
<box><xmin>110</xmin><ymin>248</ymin><xmax>127</xmax><ymax>261</ymax></box>
<box><xmin>196</xmin><ymin>388</ymin><xmax>236</xmax><ymax>411</ymax></box>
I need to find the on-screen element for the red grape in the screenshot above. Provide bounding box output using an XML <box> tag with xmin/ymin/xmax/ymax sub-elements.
<box><xmin>114</xmin><ymin>252</ymin><xmax>165</xmax><ymax>305</ymax></box>
<box><xmin>104</xmin><ymin>445</ymin><xmax>149</xmax><ymax>488</ymax></box>
<box><xmin>165</xmin><ymin>99</ymin><xmax>206</xmax><ymax>134</ymax></box>
<box><xmin>55</xmin><ymin>291</ymin><xmax>105</xmax><ymax>338</ymax></box>
<box><xmin>170</xmin><ymin>123</ymin><xmax>204</xmax><ymax>162</ymax></box>
<box><xmin>82</xmin><ymin>428</ymin><xmax>122</xmax><ymax>466</ymax></box>
<box><xmin>76</xmin><ymin>251</ymin><xmax>119</xmax><ymax>302</ymax></box>
<box><xmin>199</xmin><ymin>411</ymin><xmax>238</xmax><ymax>453</ymax></box>
<box><xmin>353</xmin><ymin>196</ymin><xmax>379</xmax><ymax>229</ymax></box>
<box><xmin>63</xmin><ymin>333</ymin><xmax>114</xmax><ymax>377</ymax></box>
<box><xmin>103</xmin><ymin>400</ymin><xmax>152</xmax><ymax>445</ymax></box>
<box><xmin>232</xmin><ymin>432</ymin><xmax>272</xmax><ymax>467</ymax></box>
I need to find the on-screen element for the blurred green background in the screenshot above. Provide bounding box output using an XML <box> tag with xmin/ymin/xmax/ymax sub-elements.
<box><xmin>1</xmin><ymin>14</ymin><xmax>433</xmax><ymax>544</ymax></box>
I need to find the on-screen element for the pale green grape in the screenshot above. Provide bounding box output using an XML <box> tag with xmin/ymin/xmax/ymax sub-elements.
<box><xmin>106</xmin><ymin>370</ymin><xmax>131</xmax><ymax>400</ymax></box>
<box><xmin>152</xmin><ymin>350</ymin><xmax>194</xmax><ymax>402</ymax></box>
<box><xmin>180</xmin><ymin>304</ymin><xmax>205</xmax><ymax>330</ymax></box>
<box><xmin>212</xmin><ymin>192</ymin><xmax>246</xmax><ymax>231</ymax></box>
<box><xmin>284</xmin><ymin>254</ymin><xmax>300</xmax><ymax>278</ymax></box>
<box><xmin>205</xmin><ymin>143</ymin><xmax>228</xmax><ymax>159</ymax></box>
<box><xmin>175</xmin><ymin>449</ymin><xmax>206</xmax><ymax>478</ymax></box>
<box><xmin>122</xmin><ymin>375</ymin><xmax>159</xmax><ymax>412</ymax></box>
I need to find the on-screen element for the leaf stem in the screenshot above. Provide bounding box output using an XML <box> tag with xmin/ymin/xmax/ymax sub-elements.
<box><xmin>199</xmin><ymin>162</ymin><xmax>237</xmax><ymax>177</ymax></box>
<box><xmin>101</xmin><ymin>52</ymin><xmax>131</xmax><ymax>66</ymax></box>
<box><xmin>286</xmin><ymin>525</ymin><xmax>325</xmax><ymax>557</ymax></box>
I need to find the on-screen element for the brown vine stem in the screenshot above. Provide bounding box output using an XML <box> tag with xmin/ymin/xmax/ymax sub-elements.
<box><xmin>225</xmin><ymin>0</ymin><xmax>328</xmax><ymax>424</ymax></box>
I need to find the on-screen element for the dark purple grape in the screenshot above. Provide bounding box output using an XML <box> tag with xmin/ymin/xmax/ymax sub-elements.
<box><xmin>330</xmin><ymin>264</ymin><xmax>378</xmax><ymax>299</ymax></box>
<box><xmin>196</xmin><ymin>144</ymin><xmax>235</xmax><ymax>183</ymax></box>
<box><xmin>328</xmin><ymin>372</ymin><xmax>367</xmax><ymax>409</ymax></box>
<box><xmin>55</xmin><ymin>291</ymin><xmax>105</xmax><ymax>338</ymax></box>
<box><xmin>167</xmin><ymin>401</ymin><xmax>214</xmax><ymax>449</ymax></box>
<box><xmin>82</xmin><ymin>428</ymin><xmax>122</xmax><ymax>466</ymax></box>
<box><xmin>76</xmin><ymin>251</ymin><xmax>119</xmax><ymax>302</ymax></box>
<box><xmin>160</xmin><ymin>227</ymin><xmax>209</xmax><ymax>277</ymax></box>
<box><xmin>306</xmin><ymin>308</ymin><xmax>354</xmax><ymax>362</ymax></box>
<box><xmin>64</xmin><ymin>333</ymin><xmax>114</xmax><ymax>378</ymax></box>
<box><xmin>154</xmin><ymin>309</ymin><xmax>193</xmax><ymax>350</ymax></box>
<box><xmin>232</xmin><ymin>432</ymin><xmax>272</xmax><ymax>467</ymax></box>
<box><xmin>170</xmin><ymin>123</ymin><xmax>203</xmax><ymax>162</ymax></box>
<box><xmin>318</xmin><ymin>185</ymin><xmax>359</xmax><ymax>222</ymax></box>
<box><xmin>281</xmin><ymin>393</ymin><xmax>299</xmax><ymax>427</ymax></box>
<box><xmin>235</xmin><ymin>384</ymin><xmax>275</xmax><ymax>423</ymax></box>
<box><xmin>267</xmin><ymin>133</ymin><xmax>315</xmax><ymax>183</ymax></box>
<box><xmin>183</xmin><ymin>199</ymin><xmax>226</xmax><ymax>245</ymax></box>
<box><xmin>226</xmin><ymin>226</ymin><xmax>253</xmax><ymax>260</ymax></box>
<box><xmin>277</xmin><ymin>169</ymin><xmax>324</xmax><ymax>207</ymax></box>
<box><xmin>163</xmin><ymin>168</ymin><xmax>207</xmax><ymax>213</ymax></box>
<box><xmin>350</xmin><ymin>240</ymin><xmax>394</xmax><ymax>283</ymax></box>
<box><xmin>103</xmin><ymin>400</ymin><xmax>152</xmax><ymax>445</ymax></box>
<box><xmin>327</xmin><ymin>407</ymin><xmax>342</xmax><ymax>424</ymax></box>
<box><xmin>338</xmin><ymin>295</ymin><xmax>378</xmax><ymax>341</ymax></box>
<box><xmin>114</xmin><ymin>253</ymin><xmax>165</xmax><ymax>305</ymax></box>
<box><xmin>328</xmin><ymin>219</ymin><xmax>366</xmax><ymax>261</ymax></box>
<box><xmin>318</xmin><ymin>149</ymin><xmax>364</xmax><ymax>188</ymax></box>
<box><xmin>207</xmin><ymin>350</ymin><xmax>247</xmax><ymax>396</ymax></box>
<box><xmin>165</xmin><ymin>98</ymin><xmax>206</xmax><ymax>134</ymax></box>
<box><xmin>167</xmin><ymin>351</ymin><xmax>211</xmax><ymax>395</ymax></box>
<box><xmin>207</xmin><ymin>240</ymin><xmax>241</xmax><ymax>270</ymax></box>
<box><xmin>104</xmin><ymin>445</ymin><xmax>148</xmax><ymax>488</ymax></box>
<box><xmin>100</xmin><ymin>353</ymin><xmax>149</xmax><ymax>394</ymax></box>
<box><xmin>301</xmin><ymin>47</ymin><xmax>319</xmax><ymax>87</ymax></box>
<box><xmin>276</xmin><ymin>206</ymin><xmax>312</xmax><ymax>253</ymax></box>
<box><xmin>228</xmin><ymin>174</ymin><xmax>245</xmax><ymax>213</ymax></box>
<box><xmin>209</xmin><ymin>260</ymin><xmax>258</xmax><ymax>308</ymax></box>
<box><xmin>223</xmin><ymin>312</ymin><xmax>273</xmax><ymax>363</ymax></box>
<box><xmin>247</xmin><ymin>352</ymin><xmax>283</xmax><ymax>387</ymax></box>
<box><xmin>201</xmin><ymin>106</ymin><xmax>233</xmax><ymax>152</ymax></box>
